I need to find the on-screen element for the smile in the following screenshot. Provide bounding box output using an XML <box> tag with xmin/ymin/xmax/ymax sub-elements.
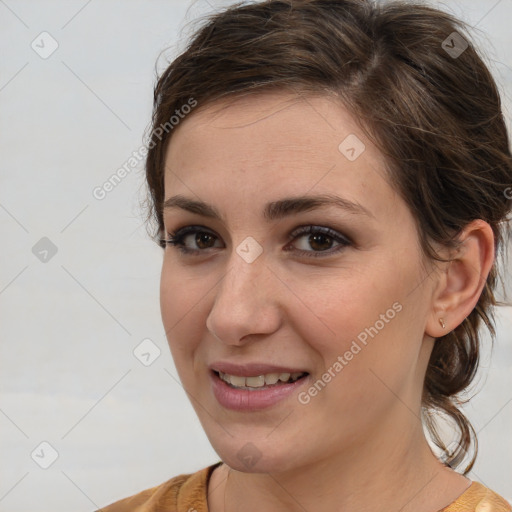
<box><xmin>217</xmin><ymin>371</ymin><xmax>307</xmax><ymax>389</ymax></box>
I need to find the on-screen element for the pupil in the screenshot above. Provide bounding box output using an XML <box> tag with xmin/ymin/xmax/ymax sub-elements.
<box><xmin>196</xmin><ymin>233</ymin><xmax>214</xmax><ymax>248</ymax></box>
<box><xmin>310</xmin><ymin>234</ymin><xmax>332</xmax><ymax>251</ymax></box>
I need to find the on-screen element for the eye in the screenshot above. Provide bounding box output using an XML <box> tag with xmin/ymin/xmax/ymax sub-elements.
<box><xmin>162</xmin><ymin>225</ymin><xmax>221</xmax><ymax>255</ymax></box>
<box><xmin>284</xmin><ymin>225</ymin><xmax>351</xmax><ymax>258</ymax></box>
<box><xmin>162</xmin><ymin>224</ymin><xmax>352</xmax><ymax>258</ymax></box>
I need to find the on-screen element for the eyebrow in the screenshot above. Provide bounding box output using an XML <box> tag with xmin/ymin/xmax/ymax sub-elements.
<box><xmin>162</xmin><ymin>193</ymin><xmax>374</xmax><ymax>222</ymax></box>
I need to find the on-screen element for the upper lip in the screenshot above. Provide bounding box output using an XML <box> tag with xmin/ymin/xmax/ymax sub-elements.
<box><xmin>209</xmin><ymin>361</ymin><xmax>309</xmax><ymax>377</ymax></box>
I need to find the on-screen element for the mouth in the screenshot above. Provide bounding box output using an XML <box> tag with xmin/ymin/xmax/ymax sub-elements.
<box><xmin>210</xmin><ymin>368</ymin><xmax>310</xmax><ymax>410</ymax></box>
<box><xmin>212</xmin><ymin>370</ymin><xmax>309</xmax><ymax>390</ymax></box>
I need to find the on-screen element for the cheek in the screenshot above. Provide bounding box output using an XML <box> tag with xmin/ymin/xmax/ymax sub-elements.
<box><xmin>159</xmin><ymin>262</ymin><xmax>177</xmax><ymax>335</ymax></box>
<box><xmin>294</xmin><ymin>262</ymin><xmax>406</xmax><ymax>353</ymax></box>
<box><xmin>296</xmin><ymin>257</ymin><xmax>425</xmax><ymax>395</ymax></box>
<box><xmin>159</xmin><ymin>261</ymin><xmax>204</xmax><ymax>370</ymax></box>
<box><xmin>160</xmin><ymin>256</ymin><xmax>207</xmax><ymax>326</ymax></box>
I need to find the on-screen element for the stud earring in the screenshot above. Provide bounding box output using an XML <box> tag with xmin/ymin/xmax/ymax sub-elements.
<box><xmin>439</xmin><ymin>318</ymin><xmax>446</xmax><ymax>329</ymax></box>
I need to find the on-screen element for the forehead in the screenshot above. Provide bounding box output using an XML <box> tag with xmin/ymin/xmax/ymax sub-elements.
<box><xmin>163</xmin><ymin>90</ymin><xmax>400</xmax><ymax>222</ymax></box>
<box><xmin>167</xmin><ymin>90</ymin><xmax>369</xmax><ymax>157</ymax></box>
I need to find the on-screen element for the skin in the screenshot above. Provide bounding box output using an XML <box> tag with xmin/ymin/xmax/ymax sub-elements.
<box><xmin>159</xmin><ymin>90</ymin><xmax>495</xmax><ymax>512</ymax></box>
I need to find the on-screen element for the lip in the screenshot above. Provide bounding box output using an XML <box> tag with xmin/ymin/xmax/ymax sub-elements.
<box><xmin>209</xmin><ymin>368</ymin><xmax>310</xmax><ymax>411</ymax></box>
<box><xmin>208</xmin><ymin>361</ymin><xmax>308</xmax><ymax>377</ymax></box>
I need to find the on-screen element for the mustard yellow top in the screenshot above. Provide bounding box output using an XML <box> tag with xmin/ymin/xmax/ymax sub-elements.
<box><xmin>97</xmin><ymin>461</ymin><xmax>511</xmax><ymax>512</ymax></box>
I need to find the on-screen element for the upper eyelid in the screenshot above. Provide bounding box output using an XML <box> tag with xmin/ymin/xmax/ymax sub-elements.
<box><xmin>166</xmin><ymin>223</ymin><xmax>342</xmax><ymax>236</ymax></box>
<box><xmin>162</xmin><ymin>205</ymin><xmax>367</xmax><ymax>236</ymax></box>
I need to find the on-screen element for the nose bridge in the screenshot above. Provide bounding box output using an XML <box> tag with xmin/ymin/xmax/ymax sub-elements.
<box><xmin>206</xmin><ymin>242</ymin><xmax>280</xmax><ymax>344</ymax></box>
<box><xmin>222</xmin><ymin>233</ymin><xmax>271</xmax><ymax>297</ymax></box>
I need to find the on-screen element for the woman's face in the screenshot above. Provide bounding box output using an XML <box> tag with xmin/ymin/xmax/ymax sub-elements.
<box><xmin>160</xmin><ymin>91</ymin><xmax>438</xmax><ymax>473</ymax></box>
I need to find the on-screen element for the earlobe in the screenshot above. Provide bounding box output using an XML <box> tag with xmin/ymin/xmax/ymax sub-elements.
<box><xmin>426</xmin><ymin>219</ymin><xmax>495</xmax><ymax>338</ymax></box>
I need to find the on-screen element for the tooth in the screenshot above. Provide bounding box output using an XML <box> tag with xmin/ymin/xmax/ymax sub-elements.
<box><xmin>230</xmin><ymin>375</ymin><xmax>246</xmax><ymax>387</ymax></box>
<box><xmin>264</xmin><ymin>373</ymin><xmax>280</xmax><ymax>385</ymax></box>
<box><xmin>218</xmin><ymin>371</ymin><xmax>306</xmax><ymax>388</ymax></box>
<box><xmin>245</xmin><ymin>375</ymin><xmax>265</xmax><ymax>387</ymax></box>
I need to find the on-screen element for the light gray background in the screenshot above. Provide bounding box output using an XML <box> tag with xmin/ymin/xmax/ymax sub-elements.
<box><xmin>1</xmin><ymin>1</ymin><xmax>511</xmax><ymax>510</ymax></box>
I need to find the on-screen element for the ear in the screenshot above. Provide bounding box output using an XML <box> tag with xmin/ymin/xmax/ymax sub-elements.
<box><xmin>426</xmin><ymin>219</ymin><xmax>495</xmax><ymax>337</ymax></box>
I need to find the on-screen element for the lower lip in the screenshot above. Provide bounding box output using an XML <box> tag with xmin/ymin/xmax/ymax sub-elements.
<box><xmin>210</xmin><ymin>371</ymin><xmax>309</xmax><ymax>411</ymax></box>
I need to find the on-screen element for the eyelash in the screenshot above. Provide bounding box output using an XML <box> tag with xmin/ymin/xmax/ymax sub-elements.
<box><xmin>161</xmin><ymin>225</ymin><xmax>352</xmax><ymax>258</ymax></box>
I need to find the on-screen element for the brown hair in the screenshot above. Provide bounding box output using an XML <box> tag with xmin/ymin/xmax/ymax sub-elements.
<box><xmin>143</xmin><ymin>0</ymin><xmax>512</xmax><ymax>473</ymax></box>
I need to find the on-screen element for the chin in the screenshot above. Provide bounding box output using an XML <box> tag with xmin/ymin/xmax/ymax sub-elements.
<box><xmin>207</xmin><ymin>429</ymin><xmax>305</xmax><ymax>474</ymax></box>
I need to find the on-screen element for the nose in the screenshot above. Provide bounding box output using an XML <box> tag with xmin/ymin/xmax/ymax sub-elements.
<box><xmin>206</xmin><ymin>248</ymin><xmax>282</xmax><ymax>346</ymax></box>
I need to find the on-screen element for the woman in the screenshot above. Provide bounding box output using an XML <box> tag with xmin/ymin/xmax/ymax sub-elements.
<box><xmin>98</xmin><ymin>0</ymin><xmax>511</xmax><ymax>510</ymax></box>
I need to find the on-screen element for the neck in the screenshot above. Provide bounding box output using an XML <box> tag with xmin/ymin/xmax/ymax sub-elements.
<box><xmin>219</xmin><ymin>415</ymin><xmax>468</xmax><ymax>512</ymax></box>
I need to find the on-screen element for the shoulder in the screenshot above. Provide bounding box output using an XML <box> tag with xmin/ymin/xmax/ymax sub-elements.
<box><xmin>96</xmin><ymin>461</ymin><xmax>222</xmax><ymax>512</ymax></box>
<box><xmin>442</xmin><ymin>481</ymin><xmax>511</xmax><ymax>512</ymax></box>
